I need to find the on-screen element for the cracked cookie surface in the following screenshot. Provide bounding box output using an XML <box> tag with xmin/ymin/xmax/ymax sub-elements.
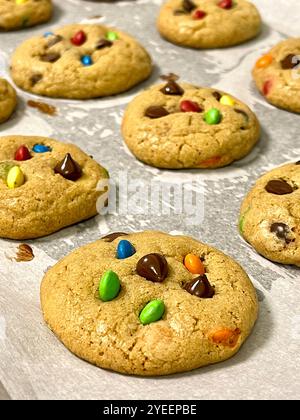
<box><xmin>253</xmin><ymin>38</ymin><xmax>300</xmax><ymax>113</ymax></box>
<box><xmin>240</xmin><ymin>162</ymin><xmax>300</xmax><ymax>266</ymax></box>
<box><xmin>0</xmin><ymin>78</ymin><xmax>17</xmax><ymax>123</ymax></box>
<box><xmin>157</xmin><ymin>0</ymin><xmax>261</xmax><ymax>49</ymax></box>
<box><xmin>41</xmin><ymin>230</ymin><xmax>258</xmax><ymax>376</ymax></box>
<box><xmin>122</xmin><ymin>82</ymin><xmax>260</xmax><ymax>169</ymax></box>
<box><xmin>0</xmin><ymin>135</ymin><xmax>108</xmax><ymax>239</ymax></box>
<box><xmin>0</xmin><ymin>0</ymin><xmax>52</xmax><ymax>31</ymax></box>
<box><xmin>11</xmin><ymin>23</ymin><xmax>152</xmax><ymax>99</ymax></box>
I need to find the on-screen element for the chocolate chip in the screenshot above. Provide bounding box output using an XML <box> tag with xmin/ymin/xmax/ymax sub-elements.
<box><xmin>265</xmin><ymin>179</ymin><xmax>294</xmax><ymax>195</ymax></box>
<box><xmin>136</xmin><ymin>253</ymin><xmax>168</xmax><ymax>283</ymax></box>
<box><xmin>102</xmin><ymin>232</ymin><xmax>128</xmax><ymax>242</ymax></box>
<box><xmin>47</xmin><ymin>35</ymin><xmax>63</xmax><ymax>48</ymax></box>
<box><xmin>270</xmin><ymin>223</ymin><xmax>292</xmax><ymax>244</ymax></box>
<box><xmin>96</xmin><ymin>39</ymin><xmax>113</xmax><ymax>49</ymax></box>
<box><xmin>40</xmin><ymin>52</ymin><xmax>61</xmax><ymax>63</ymax></box>
<box><xmin>281</xmin><ymin>54</ymin><xmax>300</xmax><ymax>70</ymax></box>
<box><xmin>160</xmin><ymin>80</ymin><xmax>184</xmax><ymax>96</ymax></box>
<box><xmin>182</xmin><ymin>0</ymin><xmax>196</xmax><ymax>13</ymax></box>
<box><xmin>145</xmin><ymin>106</ymin><xmax>170</xmax><ymax>118</ymax></box>
<box><xmin>160</xmin><ymin>73</ymin><xmax>179</xmax><ymax>81</ymax></box>
<box><xmin>30</xmin><ymin>73</ymin><xmax>43</xmax><ymax>86</ymax></box>
<box><xmin>184</xmin><ymin>275</ymin><xmax>215</xmax><ymax>299</ymax></box>
<box><xmin>296</xmin><ymin>161</ymin><xmax>300</xmax><ymax>165</ymax></box>
<box><xmin>173</xmin><ymin>9</ymin><xmax>187</xmax><ymax>15</ymax></box>
<box><xmin>213</xmin><ymin>91</ymin><xmax>222</xmax><ymax>101</ymax></box>
<box><xmin>54</xmin><ymin>153</ymin><xmax>82</xmax><ymax>181</ymax></box>
<box><xmin>235</xmin><ymin>109</ymin><xmax>249</xmax><ymax>121</ymax></box>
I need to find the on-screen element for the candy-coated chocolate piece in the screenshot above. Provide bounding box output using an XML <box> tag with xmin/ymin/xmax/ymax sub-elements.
<box><xmin>218</xmin><ymin>0</ymin><xmax>233</xmax><ymax>9</ymax></box>
<box><xmin>220</xmin><ymin>95</ymin><xmax>235</xmax><ymax>107</ymax></box>
<box><xmin>184</xmin><ymin>275</ymin><xmax>215</xmax><ymax>298</ymax></box>
<box><xmin>204</xmin><ymin>108</ymin><xmax>222</xmax><ymax>125</ymax></box>
<box><xmin>71</xmin><ymin>30</ymin><xmax>87</xmax><ymax>46</ymax></box>
<box><xmin>16</xmin><ymin>0</ymin><xmax>28</xmax><ymax>4</ymax></box>
<box><xmin>54</xmin><ymin>153</ymin><xmax>82</xmax><ymax>181</ymax></box>
<box><xmin>99</xmin><ymin>270</ymin><xmax>121</xmax><ymax>302</ymax></box>
<box><xmin>14</xmin><ymin>145</ymin><xmax>31</xmax><ymax>161</ymax></box>
<box><xmin>44</xmin><ymin>31</ymin><xmax>54</xmax><ymax>38</ymax></box>
<box><xmin>256</xmin><ymin>54</ymin><xmax>273</xmax><ymax>69</ymax></box>
<box><xmin>81</xmin><ymin>55</ymin><xmax>93</xmax><ymax>66</ymax></box>
<box><xmin>139</xmin><ymin>299</ymin><xmax>165</xmax><ymax>325</ymax></box>
<box><xmin>263</xmin><ymin>80</ymin><xmax>272</xmax><ymax>96</ymax></box>
<box><xmin>137</xmin><ymin>253</ymin><xmax>168</xmax><ymax>283</ymax></box>
<box><xmin>184</xmin><ymin>254</ymin><xmax>205</xmax><ymax>275</ymax></box>
<box><xmin>7</xmin><ymin>166</ymin><xmax>25</xmax><ymax>189</ymax></box>
<box><xmin>32</xmin><ymin>144</ymin><xmax>51</xmax><ymax>153</ymax></box>
<box><xmin>180</xmin><ymin>100</ymin><xmax>203</xmax><ymax>113</ymax></box>
<box><xmin>193</xmin><ymin>10</ymin><xmax>206</xmax><ymax>19</ymax></box>
<box><xmin>117</xmin><ymin>240</ymin><xmax>136</xmax><ymax>259</ymax></box>
<box><xmin>106</xmin><ymin>31</ymin><xmax>119</xmax><ymax>42</ymax></box>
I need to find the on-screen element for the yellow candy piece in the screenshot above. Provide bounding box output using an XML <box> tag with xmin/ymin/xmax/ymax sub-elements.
<box><xmin>15</xmin><ymin>0</ymin><xmax>28</xmax><ymax>4</ymax></box>
<box><xmin>7</xmin><ymin>166</ymin><xmax>25</xmax><ymax>189</ymax></box>
<box><xmin>220</xmin><ymin>95</ymin><xmax>235</xmax><ymax>107</ymax></box>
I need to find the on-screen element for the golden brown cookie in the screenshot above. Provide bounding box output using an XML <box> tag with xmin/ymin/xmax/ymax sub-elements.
<box><xmin>0</xmin><ymin>0</ymin><xmax>52</xmax><ymax>31</ymax></box>
<box><xmin>253</xmin><ymin>38</ymin><xmax>300</xmax><ymax>113</ymax></box>
<box><xmin>0</xmin><ymin>135</ymin><xmax>108</xmax><ymax>239</ymax></box>
<box><xmin>157</xmin><ymin>0</ymin><xmax>261</xmax><ymax>49</ymax></box>
<box><xmin>122</xmin><ymin>81</ymin><xmax>260</xmax><ymax>169</ymax></box>
<box><xmin>0</xmin><ymin>78</ymin><xmax>17</xmax><ymax>123</ymax></box>
<box><xmin>240</xmin><ymin>162</ymin><xmax>300</xmax><ymax>267</ymax></box>
<box><xmin>41</xmin><ymin>230</ymin><xmax>258</xmax><ymax>376</ymax></box>
<box><xmin>10</xmin><ymin>24</ymin><xmax>152</xmax><ymax>99</ymax></box>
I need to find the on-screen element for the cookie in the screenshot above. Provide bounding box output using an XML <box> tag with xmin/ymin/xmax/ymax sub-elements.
<box><xmin>40</xmin><ymin>230</ymin><xmax>258</xmax><ymax>376</ymax></box>
<box><xmin>0</xmin><ymin>135</ymin><xmax>108</xmax><ymax>239</ymax></box>
<box><xmin>0</xmin><ymin>0</ymin><xmax>52</xmax><ymax>31</ymax></box>
<box><xmin>122</xmin><ymin>81</ymin><xmax>260</xmax><ymax>169</ymax></box>
<box><xmin>253</xmin><ymin>38</ymin><xmax>300</xmax><ymax>113</ymax></box>
<box><xmin>0</xmin><ymin>78</ymin><xmax>17</xmax><ymax>123</ymax></box>
<box><xmin>157</xmin><ymin>0</ymin><xmax>261</xmax><ymax>49</ymax></box>
<box><xmin>10</xmin><ymin>24</ymin><xmax>152</xmax><ymax>99</ymax></box>
<box><xmin>240</xmin><ymin>162</ymin><xmax>300</xmax><ymax>267</ymax></box>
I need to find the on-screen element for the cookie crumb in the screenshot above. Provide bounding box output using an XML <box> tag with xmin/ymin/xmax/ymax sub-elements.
<box><xmin>15</xmin><ymin>244</ymin><xmax>34</xmax><ymax>262</ymax></box>
<box><xmin>27</xmin><ymin>100</ymin><xmax>57</xmax><ymax>116</ymax></box>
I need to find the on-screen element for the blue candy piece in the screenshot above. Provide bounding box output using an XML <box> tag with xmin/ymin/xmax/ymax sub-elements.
<box><xmin>117</xmin><ymin>240</ymin><xmax>136</xmax><ymax>260</ymax></box>
<box><xmin>32</xmin><ymin>144</ymin><xmax>52</xmax><ymax>153</ymax></box>
<box><xmin>81</xmin><ymin>55</ymin><xmax>93</xmax><ymax>66</ymax></box>
<box><xmin>44</xmin><ymin>31</ymin><xmax>54</xmax><ymax>38</ymax></box>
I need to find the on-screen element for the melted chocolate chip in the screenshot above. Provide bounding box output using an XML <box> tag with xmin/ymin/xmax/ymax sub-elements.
<box><xmin>47</xmin><ymin>35</ymin><xmax>63</xmax><ymax>48</ymax></box>
<box><xmin>102</xmin><ymin>232</ymin><xmax>128</xmax><ymax>242</ymax></box>
<box><xmin>160</xmin><ymin>80</ymin><xmax>184</xmax><ymax>96</ymax></box>
<box><xmin>182</xmin><ymin>0</ymin><xmax>196</xmax><ymax>13</ymax></box>
<box><xmin>213</xmin><ymin>91</ymin><xmax>222</xmax><ymax>101</ymax></box>
<box><xmin>40</xmin><ymin>52</ymin><xmax>61</xmax><ymax>63</ymax></box>
<box><xmin>184</xmin><ymin>275</ymin><xmax>215</xmax><ymax>298</ymax></box>
<box><xmin>270</xmin><ymin>223</ymin><xmax>292</xmax><ymax>244</ymax></box>
<box><xmin>145</xmin><ymin>106</ymin><xmax>170</xmax><ymax>118</ymax></box>
<box><xmin>54</xmin><ymin>153</ymin><xmax>82</xmax><ymax>181</ymax></box>
<box><xmin>136</xmin><ymin>253</ymin><xmax>168</xmax><ymax>283</ymax></box>
<box><xmin>296</xmin><ymin>161</ymin><xmax>300</xmax><ymax>165</ymax></box>
<box><xmin>160</xmin><ymin>73</ymin><xmax>179</xmax><ymax>81</ymax></box>
<box><xmin>235</xmin><ymin>109</ymin><xmax>249</xmax><ymax>121</ymax></box>
<box><xmin>30</xmin><ymin>73</ymin><xmax>43</xmax><ymax>86</ymax></box>
<box><xmin>265</xmin><ymin>179</ymin><xmax>294</xmax><ymax>195</ymax></box>
<box><xmin>281</xmin><ymin>54</ymin><xmax>300</xmax><ymax>70</ymax></box>
<box><xmin>96</xmin><ymin>39</ymin><xmax>113</xmax><ymax>49</ymax></box>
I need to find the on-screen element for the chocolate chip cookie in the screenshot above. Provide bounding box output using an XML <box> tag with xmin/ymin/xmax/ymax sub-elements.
<box><xmin>157</xmin><ymin>0</ymin><xmax>261</xmax><ymax>49</ymax></box>
<box><xmin>0</xmin><ymin>0</ymin><xmax>52</xmax><ymax>31</ymax></box>
<box><xmin>122</xmin><ymin>81</ymin><xmax>260</xmax><ymax>169</ymax></box>
<box><xmin>240</xmin><ymin>162</ymin><xmax>300</xmax><ymax>266</ymax></box>
<box><xmin>10</xmin><ymin>24</ymin><xmax>152</xmax><ymax>99</ymax></box>
<box><xmin>0</xmin><ymin>78</ymin><xmax>17</xmax><ymax>123</ymax></box>
<box><xmin>0</xmin><ymin>135</ymin><xmax>108</xmax><ymax>239</ymax></box>
<box><xmin>40</xmin><ymin>231</ymin><xmax>258</xmax><ymax>376</ymax></box>
<box><xmin>253</xmin><ymin>38</ymin><xmax>300</xmax><ymax>113</ymax></box>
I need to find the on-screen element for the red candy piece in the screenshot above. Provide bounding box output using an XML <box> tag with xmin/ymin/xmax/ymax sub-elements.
<box><xmin>14</xmin><ymin>145</ymin><xmax>31</xmax><ymax>161</ymax></box>
<box><xmin>193</xmin><ymin>10</ymin><xmax>206</xmax><ymax>19</ymax></box>
<box><xmin>218</xmin><ymin>0</ymin><xmax>233</xmax><ymax>9</ymax></box>
<box><xmin>71</xmin><ymin>30</ymin><xmax>87</xmax><ymax>46</ymax></box>
<box><xmin>180</xmin><ymin>100</ymin><xmax>202</xmax><ymax>113</ymax></box>
<box><xmin>263</xmin><ymin>80</ymin><xmax>272</xmax><ymax>96</ymax></box>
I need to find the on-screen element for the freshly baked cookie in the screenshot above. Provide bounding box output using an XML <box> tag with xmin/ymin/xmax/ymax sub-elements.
<box><xmin>253</xmin><ymin>38</ymin><xmax>300</xmax><ymax>113</ymax></box>
<box><xmin>41</xmin><ymin>230</ymin><xmax>258</xmax><ymax>376</ymax></box>
<box><xmin>0</xmin><ymin>78</ymin><xmax>17</xmax><ymax>123</ymax></box>
<box><xmin>122</xmin><ymin>81</ymin><xmax>260</xmax><ymax>169</ymax></box>
<box><xmin>0</xmin><ymin>0</ymin><xmax>52</xmax><ymax>31</ymax></box>
<box><xmin>240</xmin><ymin>162</ymin><xmax>300</xmax><ymax>266</ymax></box>
<box><xmin>11</xmin><ymin>24</ymin><xmax>152</xmax><ymax>99</ymax></box>
<box><xmin>0</xmin><ymin>135</ymin><xmax>108</xmax><ymax>239</ymax></box>
<box><xmin>157</xmin><ymin>0</ymin><xmax>261</xmax><ymax>49</ymax></box>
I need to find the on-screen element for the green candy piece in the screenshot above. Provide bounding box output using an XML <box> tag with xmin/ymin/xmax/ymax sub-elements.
<box><xmin>239</xmin><ymin>207</ymin><xmax>251</xmax><ymax>235</ymax></box>
<box><xmin>204</xmin><ymin>108</ymin><xmax>222</xmax><ymax>125</ymax></box>
<box><xmin>0</xmin><ymin>162</ymin><xmax>16</xmax><ymax>181</ymax></box>
<box><xmin>99</xmin><ymin>270</ymin><xmax>120</xmax><ymax>302</ymax></box>
<box><xmin>139</xmin><ymin>299</ymin><xmax>165</xmax><ymax>325</ymax></box>
<box><xmin>106</xmin><ymin>31</ymin><xmax>119</xmax><ymax>42</ymax></box>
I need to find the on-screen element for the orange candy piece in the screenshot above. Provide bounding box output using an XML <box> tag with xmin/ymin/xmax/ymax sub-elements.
<box><xmin>256</xmin><ymin>54</ymin><xmax>273</xmax><ymax>69</ymax></box>
<box><xmin>211</xmin><ymin>328</ymin><xmax>241</xmax><ymax>348</ymax></box>
<box><xmin>199</xmin><ymin>156</ymin><xmax>222</xmax><ymax>168</ymax></box>
<box><xmin>184</xmin><ymin>254</ymin><xmax>205</xmax><ymax>275</ymax></box>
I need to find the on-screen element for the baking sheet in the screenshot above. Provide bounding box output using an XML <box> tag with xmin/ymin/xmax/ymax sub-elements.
<box><xmin>0</xmin><ymin>0</ymin><xmax>299</xmax><ymax>400</ymax></box>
